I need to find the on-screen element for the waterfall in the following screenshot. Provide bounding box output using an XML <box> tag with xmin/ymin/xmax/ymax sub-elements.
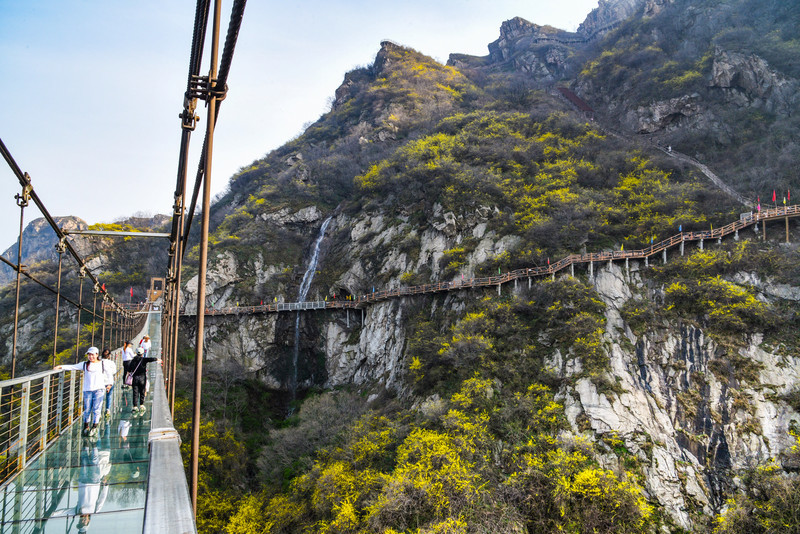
<box><xmin>292</xmin><ymin>216</ymin><xmax>332</xmax><ymax>401</ymax></box>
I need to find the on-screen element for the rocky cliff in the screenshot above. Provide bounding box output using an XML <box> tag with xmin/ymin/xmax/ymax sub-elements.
<box><xmin>182</xmin><ymin>198</ymin><xmax>800</xmax><ymax>529</ymax></box>
<box><xmin>174</xmin><ymin>1</ymin><xmax>800</xmax><ymax>529</ymax></box>
<box><xmin>577</xmin><ymin>0</ymin><xmax>649</xmax><ymax>40</ymax></box>
<box><xmin>447</xmin><ymin>0</ymin><xmax>653</xmax><ymax>79</ymax></box>
<box><xmin>0</xmin><ymin>216</ymin><xmax>89</xmax><ymax>287</ymax></box>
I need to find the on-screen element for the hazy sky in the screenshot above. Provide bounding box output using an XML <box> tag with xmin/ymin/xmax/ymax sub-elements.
<box><xmin>0</xmin><ymin>0</ymin><xmax>599</xmax><ymax>249</ymax></box>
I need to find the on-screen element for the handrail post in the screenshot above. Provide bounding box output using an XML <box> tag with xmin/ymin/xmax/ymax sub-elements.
<box><xmin>75</xmin><ymin>267</ymin><xmax>86</xmax><ymax>363</ymax></box>
<box><xmin>51</xmin><ymin>238</ymin><xmax>66</xmax><ymax>367</ymax></box>
<box><xmin>67</xmin><ymin>371</ymin><xmax>76</xmax><ymax>426</ymax></box>
<box><xmin>39</xmin><ymin>376</ymin><xmax>50</xmax><ymax>451</ymax></box>
<box><xmin>18</xmin><ymin>381</ymin><xmax>30</xmax><ymax>467</ymax></box>
<box><xmin>10</xmin><ymin>180</ymin><xmax>32</xmax><ymax>379</ymax></box>
<box><xmin>55</xmin><ymin>373</ymin><xmax>64</xmax><ymax>432</ymax></box>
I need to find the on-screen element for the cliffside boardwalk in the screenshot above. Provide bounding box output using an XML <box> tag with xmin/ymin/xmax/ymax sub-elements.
<box><xmin>183</xmin><ymin>204</ymin><xmax>800</xmax><ymax>317</ymax></box>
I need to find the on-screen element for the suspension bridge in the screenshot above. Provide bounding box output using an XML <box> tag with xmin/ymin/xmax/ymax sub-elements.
<box><xmin>0</xmin><ymin>0</ymin><xmax>249</xmax><ymax>531</ymax></box>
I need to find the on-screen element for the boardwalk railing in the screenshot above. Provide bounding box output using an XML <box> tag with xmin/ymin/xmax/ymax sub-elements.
<box><xmin>181</xmin><ymin>205</ymin><xmax>800</xmax><ymax>318</ymax></box>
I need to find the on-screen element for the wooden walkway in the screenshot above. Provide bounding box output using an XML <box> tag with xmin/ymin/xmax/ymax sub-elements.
<box><xmin>182</xmin><ymin>205</ymin><xmax>799</xmax><ymax>317</ymax></box>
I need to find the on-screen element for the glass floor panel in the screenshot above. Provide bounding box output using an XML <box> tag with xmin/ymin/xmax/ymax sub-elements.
<box><xmin>0</xmin><ymin>379</ymin><xmax>153</xmax><ymax>530</ymax></box>
<box><xmin>5</xmin><ymin>508</ymin><xmax>144</xmax><ymax>533</ymax></box>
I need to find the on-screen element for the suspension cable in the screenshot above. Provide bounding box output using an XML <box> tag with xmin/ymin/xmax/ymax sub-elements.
<box><xmin>0</xmin><ymin>138</ymin><xmax>125</xmax><ymax>313</ymax></box>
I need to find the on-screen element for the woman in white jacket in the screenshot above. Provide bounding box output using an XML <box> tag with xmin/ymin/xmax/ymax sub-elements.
<box><xmin>55</xmin><ymin>346</ymin><xmax>111</xmax><ymax>436</ymax></box>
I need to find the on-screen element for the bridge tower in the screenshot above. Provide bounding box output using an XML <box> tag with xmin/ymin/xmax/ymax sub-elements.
<box><xmin>148</xmin><ymin>277</ymin><xmax>165</xmax><ymax>302</ymax></box>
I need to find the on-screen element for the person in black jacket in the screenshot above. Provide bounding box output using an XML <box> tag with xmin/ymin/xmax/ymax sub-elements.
<box><xmin>127</xmin><ymin>347</ymin><xmax>161</xmax><ymax>415</ymax></box>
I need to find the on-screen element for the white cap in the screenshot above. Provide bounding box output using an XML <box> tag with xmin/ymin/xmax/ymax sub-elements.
<box><xmin>86</xmin><ymin>347</ymin><xmax>99</xmax><ymax>355</ymax></box>
<box><xmin>136</xmin><ymin>347</ymin><xmax>144</xmax><ymax>355</ymax></box>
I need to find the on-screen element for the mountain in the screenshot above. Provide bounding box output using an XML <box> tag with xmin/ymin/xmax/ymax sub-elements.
<box><xmin>173</xmin><ymin>0</ymin><xmax>800</xmax><ymax>530</ymax></box>
<box><xmin>172</xmin><ymin>0</ymin><xmax>800</xmax><ymax>531</ymax></box>
<box><xmin>0</xmin><ymin>216</ymin><xmax>89</xmax><ymax>287</ymax></box>
<box><xmin>0</xmin><ymin>214</ymin><xmax>171</xmax><ymax>286</ymax></box>
<box><xmin>3</xmin><ymin>0</ymin><xmax>799</xmax><ymax>531</ymax></box>
<box><xmin>0</xmin><ymin>214</ymin><xmax>169</xmax><ymax>368</ymax></box>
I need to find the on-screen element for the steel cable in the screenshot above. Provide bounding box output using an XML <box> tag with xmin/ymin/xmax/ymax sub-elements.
<box><xmin>181</xmin><ymin>0</ymin><xmax>247</xmax><ymax>256</ymax></box>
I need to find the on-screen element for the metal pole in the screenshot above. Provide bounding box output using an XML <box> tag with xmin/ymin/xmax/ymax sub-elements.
<box><xmin>75</xmin><ymin>268</ymin><xmax>85</xmax><ymax>363</ymax></box>
<box><xmin>163</xmin><ymin>286</ymin><xmax>175</xmax><ymax>404</ymax></box>
<box><xmin>107</xmin><ymin>306</ymin><xmax>113</xmax><ymax>349</ymax></box>
<box><xmin>101</xmin><ymin>297</ymin><xmax>107</xmax><ymax>349</ymax></box>
<box><xmin>191</xmin><ymin>0</ymin><xmax>221</xmax><ymax>514</ymax></box>
<box><xmin>109</xmin><ymin>309</ymin><xmax>115</xmax><ymax>350</ymax></box>
<box><xmin>10</xmin><ymin>182</ymin><xmax>31</xmax><ymax>379</ymax></box>
<box><xmin>170</xmin><ymin>84</ymin><xmax>193</xmax><ymax>414</ymax></box>
<box><xmin>91</xmin><ymin>287</ymin><xmax>98</xmax><ymax>346</ymax></box>
<box><xmin>18</xmin><ymin>382</ymin><xmax>30</xmax><ymax>466</ymax></box>
<box><xmin>51</xmin><ymin>239</ymin><xmax>66</xmax><ymax>367</ymax></box>
<box><xmin>170</xmin><ymin>270</ymin><xmax>182</xmax><ymax>413</ymax></box>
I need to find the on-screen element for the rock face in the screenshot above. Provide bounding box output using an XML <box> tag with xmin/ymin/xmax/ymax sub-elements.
<box><xmin>709</xmin><ymin>48</ymin><xmax>799</xmax><ymax>117</ymax></box>
<box><xmin>186</xmin><ymin>200</ymin><xmax>800</xmax><ymax>530</ymax></box>
<box><xmin>182</xmin><ymin>203</ymin><xmax>513</xmax><ymax>392</ymax></box>
<box><xmin>482</xmin><ymin>17</ymin><xmax>578</xmax><ymax>80</ymax></box>
<box><xmin>447</xmin><ymin>0</ymin><xmax>652</xmax><ymax>81</ymax></box>
<box><xmin>625</xmin><ymin>93</ymin><xmax>706</xmax><ymax>133</ymax></box>
<box><xmin>556</xmin><ymin>264</ymin><xmax>798</xmax><ymax>527</ymax></box>
<box><xmin>0</xmin><ymin>216</ymin><xmax>89</xmax><ymax>287</ymax></box>
<box><xmin>577</xmin><ymin>0</ymin><xmax>648</xmax><ymax>39</ymax></box>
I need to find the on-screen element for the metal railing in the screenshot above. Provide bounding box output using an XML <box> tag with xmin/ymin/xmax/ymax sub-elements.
<box><xmin>144</xmin><ymin>360</ymin><xmax>195</xmax><ymax>533</ymax></box>
<box><xmin>0</xmin><ymin>369</ymin><xmax>80</xmax><ymax>486</ymax></box>
<box><xmin>0</xmin><ymin>350</ymin><xmax>122</xmax><ymax>489</ymax></box>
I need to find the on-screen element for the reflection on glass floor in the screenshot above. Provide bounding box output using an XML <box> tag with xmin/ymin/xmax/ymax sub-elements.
<box><xmin>0</xmin><ymin>385</ymin><xmax>153</xmax><ymax>533</ymax></box>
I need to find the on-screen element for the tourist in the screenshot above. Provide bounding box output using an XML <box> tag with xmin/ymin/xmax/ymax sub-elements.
<box><xmin>54</xmin><ymin>347</ymin><xmax>109</xmax><ymax>436</ymax></box>
<box><xmin>122</xmin><ymin>341</ymin><xmax>135</xmax><ymax>386</ymax></box>
<box><xmin>128</xmin><ymin>347</ymin><xmax>161</xmax><ymax>416</ymax></box>
<box><xmin>100</xmin><ymin>348</ymin><xmax>117</xmax><ymax>418</ymax></box>
<box><xmin>139</xmin><ymin>335</ymin><xmax>152</xmax><ymax>357</ymax></box>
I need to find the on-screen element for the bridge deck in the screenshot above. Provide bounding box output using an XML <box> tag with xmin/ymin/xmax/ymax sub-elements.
<box><xmin>0</xmin><ymin>314</ymin><xmax>189</xmax><ymax>533</ymax></box>
<box><xmin>2</xmin><ymin>370</ymin><xmax>152</xmax><ymax>534</ymax></box>
<box><xmin>0</xmin><ymin>384</ymin><xmax>153</xmax><ymax>532</ymax></box>
<box><xmin>0</xmin><ymin>377</ymin><xmax>154</xmax><ymax>532</ymax></box>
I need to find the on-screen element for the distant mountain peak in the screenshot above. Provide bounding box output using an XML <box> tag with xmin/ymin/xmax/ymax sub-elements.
<box><xmin>577</xmin><ymin>0</ymin><xmax>650</xmax><ymax>39</ymax></box>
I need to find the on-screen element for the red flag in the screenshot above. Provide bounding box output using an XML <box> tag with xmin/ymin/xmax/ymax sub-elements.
<box><xmin>773</xmin><ymin>190</ymin><xmax>776</xmax><ymax>202</ymax></box>
<box><xmin>101</xmin><ymin>283</ymin><xmax>105</xmax><ymax>292</ymax></box>
<box><xmin>129</xmin><ymin>287</ymin><xmax>133</xmax><ymax>297</ymax></box>
<box><xmin>789</xmin><ymin>190</ymin><xmax>791</xmax><ymax>202</ymax></box>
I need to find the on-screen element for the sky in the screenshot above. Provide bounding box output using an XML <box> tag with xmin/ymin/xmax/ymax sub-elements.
<box><xmin>0</xmin><ymin>0</ymin><xmax>600</xmax><ymax>249</ymax></box>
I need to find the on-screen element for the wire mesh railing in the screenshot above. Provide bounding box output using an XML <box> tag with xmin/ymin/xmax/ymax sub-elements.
<box><xmin>0</xmin><ymin>351</ymin><xmax>122</xmax><ymax>489</ymax></box>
